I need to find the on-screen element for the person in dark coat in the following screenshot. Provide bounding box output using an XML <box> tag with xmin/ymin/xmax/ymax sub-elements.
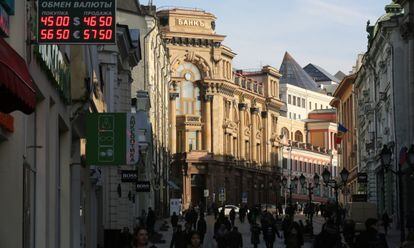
<box><xmin>146</xmin><ymin>207</ymin><xmax>156</xmax><ymax>236</ymax></box>
<box><xmin>285</xmin><ymin>221</ymin><xmax>304</xmax><ymax>248</ymax></box>
<box><xmin>229</xmin><ymin>208</ymin><xmax>236</xmax><ymax>227</ymax></box>
<box><xmin>251</xmin><ymin>223</ymin><xmax>261</xmax><ymax>248</ymax></box>
<box><xmin>382</xmin><ymin>212</ymin><xmax>391</xmax><ymax>235</ymax></box>
<box><xmin>170</xmin><ymin>225</ymin><xmax>187</xmax><ymax>248</ymax></box>
<box><xmin>196</xmin><ymin>214</ymin><xmax>207</xmax><ymax>244</ymax></box>
<box><xmin>355</xmin><ymin>218</ymin><xmax>388</xmax><ymax>248</ymax></box>
<box><xmin>190</xmin><ymin>208</ymin><xmax>198</xmax><ymax>230</ymax></box>
<box><xmin>226</xmin><ymin>226</ymin><xmax>243</xmax><ymax>248</ymax></box>
<box><xmin>263</xmin><ymin>222</ymin><xmax>278</xmax><ymax>248</ymax></box>
<box><xmin>215</xmin><ymin>224</ymin><xmax>228</xmax><ymax>248</ymax></box>
<box><xmin>120</xmin><ymin>227</ymin><xmax>132</xmax><ymax>248</ymax></box>
<box><xmin>171</xmin><ymin>212</ymin><xmax>179</xmax><ymax>228</ymax></box>
<box><xmin>313</xmin><ymin>219</ymin><xmax>341</xmax><ymax>248</ymax></box>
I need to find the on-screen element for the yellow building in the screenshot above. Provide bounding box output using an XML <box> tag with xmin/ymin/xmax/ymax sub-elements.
<box><xmin>157</xmin><ymin>8</ymin><xmax>284</xmax><ymax>208</ymax></box>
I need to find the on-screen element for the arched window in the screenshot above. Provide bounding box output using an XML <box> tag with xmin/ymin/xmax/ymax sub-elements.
<box><xmin>175</xmin><ymin>62</ymin><xmax>202</xmax><ymax>116</ymax></box>
<box><xmin>281</xmin><ymin>127</ymin><xmax>290</xmax><ymax>139</ymax></box>
<box><xmin>294</xmin><ymin>131</ymin><xmax>304</xmax><ymax>142</ymax></box>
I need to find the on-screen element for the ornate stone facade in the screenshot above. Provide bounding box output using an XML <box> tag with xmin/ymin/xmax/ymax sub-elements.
<box><xmin>157</xmin><ymin>8</ymin><xmax>284</xmax><ymax>208</ymax></box>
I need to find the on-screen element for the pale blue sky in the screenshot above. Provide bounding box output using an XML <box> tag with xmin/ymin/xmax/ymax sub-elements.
<box><xmin>152</xmin><ymin>0</ymin><xmax>390</xmax><ymax>75</ymax></box>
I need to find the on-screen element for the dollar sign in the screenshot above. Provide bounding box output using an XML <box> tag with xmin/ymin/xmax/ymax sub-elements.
<box><xmin>73</xmin><ymin>17</ymin><xmax>80</xmax><ymax>26</ymax></box>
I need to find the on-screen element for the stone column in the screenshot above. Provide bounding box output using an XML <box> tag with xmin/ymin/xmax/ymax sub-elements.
<box><xmin>238</xmin><ymin>103</ymin><xmax>247</xmax><ymax>160</ymax></box>
<box><xmin>169</xmin><ymin>92</ymin><xmax>179</xmax><ymax>154</ymax></box>
<box><xmin>261</xmin><ymin>111</ymin><xmax>268</xmax><ymax>165</ymax></box>
<box><xmin>251</xmin><ymin>107</ymin><xmax>259</xmax><ymax>162</ymax></box>
<box><xmin>196</xmin><ymin>131</ymin><xmax>202</xmax><ymax>150</ymax></box>
<box><xmin>203</xmin><ymin>95</ymin><xmax>213</xmax><ymax>152</ymax></box>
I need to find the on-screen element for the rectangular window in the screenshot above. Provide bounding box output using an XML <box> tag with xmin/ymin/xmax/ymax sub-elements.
<box><xmin>289</xmin><ymin>112</ymin><xmax>291</xmax><ymax>119</ymax></box>
<box><xmin>315</xmin><ymin>103</ymin><xmax>317</xmax><ymax>109</ymax></box>
<box><xmin>288</xmin><ymin>95</ymin><xmax>291</xmax><ymax>104</ymax></box>
<box><xmin>293</xmin><ymin>96</ymin><xmax>296</xmax><ymax>105</ymax></box>
<box><xmin>188</xmin><ymin>131</ymin><xmax>197</xmax><ymax>151</ymax></box>
<box><xmin>298</xmin><ymin>114</ymin><xmax>301</xmax><ymax>119</ymax></box>
<box><xmin>309</xmin><ymin>101</ymin><xmax>312</xmax><ymax>110</ymax></box>
<box><xmin>298</xmin><ymin>97</ymin><xmax>301</xmax><ymax>107</ymax></box>
<box><xmin>283</xmin><ymin>158</ymin><xmax>288</xmax><ymax>169</ymax></box>
<box><xmin>321</xmin><ymin>104</ymin><xmax>323</xmax><ymax>109</ymax></box>
<box><xmin>302</xmin><ymin>99</ymin><xmax>306</xmax><ymax>108</ymax></box>
<box><xmin>293</xmin><ymin>113</ymin><xmax>296</xmax><ymax>119</ymax></box>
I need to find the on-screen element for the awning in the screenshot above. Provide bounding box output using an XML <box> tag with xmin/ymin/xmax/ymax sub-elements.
<box><xmin>167</xmin><ymin>180</ymin><xmax>180</xmax><ymax>190</ymax></box>
<box><xmin>0</xmin><ymin>37</ymin><xmax>36</xmax><ymax>114</ymax></box>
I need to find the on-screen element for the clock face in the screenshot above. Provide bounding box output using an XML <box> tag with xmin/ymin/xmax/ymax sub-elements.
<box><xmin>185</xmin><ymin>72</ymin><xmax>192</xmax><ymax>81</ymax></box>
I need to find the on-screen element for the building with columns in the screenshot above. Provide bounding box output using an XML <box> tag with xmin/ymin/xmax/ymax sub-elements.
<box><xmin>157</xmin><ymin>8</ymin><xmax>284</xmax><ymax>209</ymax></box>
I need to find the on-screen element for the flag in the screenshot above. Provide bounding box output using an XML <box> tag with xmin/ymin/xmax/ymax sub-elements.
<box><xmin>338</xmin><ymin>123</ymin><xmax>348</xmax><ymax>133</ymax></box>
<box><xmin>399</xmin><ymin>146</ymin><xmax>408</xmax><ymax>165</ymax></box>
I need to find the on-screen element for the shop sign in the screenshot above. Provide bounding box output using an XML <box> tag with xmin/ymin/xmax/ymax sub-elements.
<box><xmin>0</xmin><ymin>4</ymin><xmax>9</xmax><ymax>37</ymax></box>
<box><xmin>86</xmin><ymin>113</ymin><xmax>141</xmax><ymax>166</ymax></box>
<box><xmin>203</xmin><ymin>189</ymin><xmax>209</xmax><ymax>197</ymax></box>
<box><xmin>136</xmin><ymin>181</ymin><xmax>150</xmax><ymax>192</ymax></box>
<box><xmin>357</xmin><ymin>173</ymin><xmax>368</xmax><ymax>183</ymax></box>
<box><xmin>351</xmin><ymin>194</ymin><xmax>367</xmax><ymax>202</ymax></box>
<box><xmin>121</xmin><ymin>170</ymin><xmax>137</xmax><ymax>183</ymax></box>
<box><xmin>37</xmin><ymin>0</ymin><xmax>116</xmax><ymax>44</ymax></box>
<box><xmin>242</xmin><ymin>192</ymin><xmax>248</xmax><ymax>203</ymax></box>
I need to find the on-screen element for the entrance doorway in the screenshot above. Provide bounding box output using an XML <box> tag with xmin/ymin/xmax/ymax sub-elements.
<box><xmin>191</xmin><ymin>174</ymin><xmax>206</xmax><ymax>207</ymax></box>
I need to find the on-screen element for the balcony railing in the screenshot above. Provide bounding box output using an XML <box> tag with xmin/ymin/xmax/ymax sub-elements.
<box><xmin>177</xmin><ymin>115</ymin><xmax>201</xmax><ymax>124</ymax></box>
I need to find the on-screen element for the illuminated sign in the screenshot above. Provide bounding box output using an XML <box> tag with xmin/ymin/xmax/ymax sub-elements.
<box><xmin>0</xmin><ymin>4</ymin><xmax>9</xmax><ymax>37</ymax></box>
<box><xmin>37</xmin><ymin>0</ymin><xmax>115</xmax><ymax>44</ymax></box>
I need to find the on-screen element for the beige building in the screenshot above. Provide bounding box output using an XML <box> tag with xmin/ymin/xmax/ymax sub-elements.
<box><xmin>157</xmin><ymin>8</ymin><xmax>284</xmax><ymax>208</ymax></box>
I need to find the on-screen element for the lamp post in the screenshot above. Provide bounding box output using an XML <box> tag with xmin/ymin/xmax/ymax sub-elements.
<box><xmin>322</xmin><ymin>166</ymin><xmax>349</xmax><ymax>232</ymax></box>
<box><xmin>380</xmin><ymin>144</ymin><xmax>414</xmax><ymax>242</ymax></box>
<box><xmin>282</xmin><ymin>175</ymin><xmax>298</xmax><ymax>218</ymax></box>
<box><xmin>299</xmin><ymin>173</ymin><xmax>320</xmax><ymax>235</ymax></box>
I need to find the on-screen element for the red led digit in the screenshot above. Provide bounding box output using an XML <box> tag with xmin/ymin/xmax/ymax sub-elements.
<box><xmin>99</xmin><ymin>29</ymin><xmax>105</xmax><ymax>39</ymax></box>
<box><xmin>99</xmin><ymin>16</ymin><xmax>105</xmax><ymax>26</ymax></box>
<box><xmin>40</xmin><ymin>29</ymin><xmax>47</xmax><ymax>39</ymax></box>
<box><xmin>63</xmin><ymin>16</ymin><xmax>70</xmax><ymax>27</ymax></box>
<box><xmin>83</xmin><ymin>16</ymin><xmax>97</xmax><ymax>27</ymax></box>
<box><xmin>56</xmin><ymin>16</ymin><xmax>70</xmax><ymax>27</ymax></box>
<box><xmin>63</xmin><ymin>29</ymin><xmax>70</xmax><ymax>39</ymax></box>
<box><xmin>84</xmin><ymin>30</ymin><xmax>90</xmax><ymax>40</ymax></box>
<box><xmin>105</xmin><ymin>29</ymin><xmax>112</xmax><ymax>40</ymax></box>
<box><xmin>47</xmin><ymin>29</ymin><xmax>54</xmax><ymax>40</ymax></box>
<box><xmin>40</xmin><ymin>16</ymin><xmax>48</xmax><ymax>26</ymax></box>
<box><xmin>92</xmin><ymin>29</ymin><xmax>98</xmax><ymax>38</ymax></box>
<box><xmin>56</xmin><ymin>29</ymin><xmax>63</xmax><ymax>39</ymax></box>
<box><xmin>105</xmin><ymin>17</ymin><xmax>113</xmax><ymax>27</ymax></box>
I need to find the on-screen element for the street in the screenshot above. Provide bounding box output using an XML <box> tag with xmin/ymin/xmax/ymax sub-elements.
<box><xmin>156</xmin><ymin>214</ymin><xmax>324</xmax><ymax>248</ymax></box>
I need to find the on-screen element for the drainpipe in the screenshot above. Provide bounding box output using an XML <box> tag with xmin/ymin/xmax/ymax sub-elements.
<box><xmin>143</xmin><ymin>14</ymin><xmax>158</xmax><ymax>90</ymax></box>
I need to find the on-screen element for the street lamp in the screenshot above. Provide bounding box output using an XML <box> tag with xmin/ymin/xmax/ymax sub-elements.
<box><xmin>322</xmin><ymin>166</ymin><xmax>349</xmax><ymax>232</ymax></box>
<box><xmin>299</xmin><ymin>173</ymin><xmax>320</xmax><ymax>235</ymax></box>
<box><xmin>281</xmin><ymin>176</ymin><xmax>298</xmax><ymax>217</ymax></box>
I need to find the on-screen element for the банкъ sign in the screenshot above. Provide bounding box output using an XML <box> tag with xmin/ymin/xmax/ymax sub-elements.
<box><xmin>176</xmin><ymin>18</ymin><xmax>206</xmax><ymax>28</ymax></box>
<box><xmin>37</xmin><ymin>0</ymin><xmax>115</xmax><ymax>44</ymax></box>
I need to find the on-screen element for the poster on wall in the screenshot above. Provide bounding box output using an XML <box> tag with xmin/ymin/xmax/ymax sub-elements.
<box><xmin>170</xmin><ymin>198</ymin><xmax>182</xmax><ymax>216</ymax></box>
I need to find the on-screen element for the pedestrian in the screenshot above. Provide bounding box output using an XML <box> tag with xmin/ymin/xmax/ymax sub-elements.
<box><xmin>229</xmin><ymin>208</ymin><xmax>236</xmax><ymax>227</ymax></box>
<box><xmin>285</xmin><ymin>221</ymin><xmax>304</xmax><ymax>248</ymax></box>
<box><xmin>146</xmin><ymin>207</ymin><xmax>156</xmax><ymax>236</ymax></box>
<box><xmin>250</xmin><ymin>223</ymin><xmax>261</xmax><ymax>248</ymax></box>
<box><xmin>171</xmin><ymin>212</ymin><xmax>179</xmax><ymax>228</ymax></box>
<box><xmin>183</xmin><ymin>222</ymin><xmax>193</xmax><ymax>245</ymax></box>
<box><xmin>214</xmin><ymin>224</ymin><xmax>228</xmax><ymax>248</ymax></box>
<box><xmin>188</xmin><ymin>231</ymin><xmax>202</xmax><ymax>248</ymax></box>
<box><xmin>313</xmin><ymin>219</ymin><xmax>341</xmax><ymax>248</ymax></box>
<box><xmin>263</xmin><ymin>221</ymin><xmax>279</xmax><ymax>248</ymax></box>
<box><xmin>382</xmin><ymin>212</ymin><xmax>391</xmax><ymax>235</ymax></box>
<box><xmin>196</xmin><ymin>214</ymin><xmax>207</xmax><ymax>244</ymax></box>
<box><xmin>190</xmin><ymin>207</ymin><xmax>198</xmax><ymax>230</ymax></box>
<box><xmin>226</xmin><ymin>226</ymin><xmax>243</xmax><ymax>248</ymax></box>
<box><xmin>140</xmin><ymin>210</ymin><xmax>147</xmax><ymax>227</ymax></box>
<box><xmin>343</xmin><ymin>219</ymin><xmax>356</xmax><ymax>247</ymax></box>
<box><xmin>170</xmin><ymin>225</ymin><xmax>187</xmax><ymax>248</ymax></box>
<box><xmin>120</xmin><ymin>227</ymin><xmax>133</xmax><ymax>248</ymax></box>
<box><xmin>133</xmin><ymin>227</ymin><xmax>153</xmax><ymax>248</ymax></box>
<box><xmin>355</xmin><ymin>218</ymin><xmax>388</xmax><ymax>248</ymax></box>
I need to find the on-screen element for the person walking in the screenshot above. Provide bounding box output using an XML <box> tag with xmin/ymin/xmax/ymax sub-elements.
<box><xmin>170</xmin><ymin>225</ymin><xmax>187</xmax><ymax>248</ymax></box>
<box><xmin>133</xmin><ymin>227</ymin><xmax>155</xmax><ymax>248</ymax></box>
<box><xmin>263</xmin><ymin>222</ymin><xmax>278</xmax><ymax>248</ymax></box>
<box><xmin>251</xmin><ymin>223</ymin><xmax>261</xmax><ymax>248</ymax></box>
<box><xmin>146</xmin><ymin>207</ymin><xmax>156</xmax><ymax>236</ymax></box>
<box><xmin>226</xmin><ymin>226</ymin><xmax>243</xmax><ymax>248</ymax></box>
<box><xmin>382</xmin><ymin>212</ymin><xmax>391</xmax><ymax>235</ymax></box>
<box><xmin>188</xmin><ymin>231</ymin><xmax>202</xmax><ymax>248</ymax></box>
<box><xmin>229</xmin><ymin>208</ymin><xmax>236</xmax><ymax>227</ymax></box>
<box><xmin>120</xmin><ymin>227</ymin><xmax>133</xmax><ymax>248</ymax></box>
<box><xmin>214</xmin><ymin>224</ymin><xmax>228</xmax><ymax>248</ymax></box>
<box><xmin>285</xmin><ymin>221</ymin><xmax>304</xmax><ymax>248</ymax></box>
<box><xmin>171</xmin><ymin>212</ymin><xmax>179</xmax><ymax>228</ymax></box>
<box><xmin>355</xmin><ymin>218</ymin><xmax>388</xmax><ymax>248</ymax></box>
<box><xmin>196</xmin><ymin>214</ymin><xmax>207</xmax><ymax>244</ymax></box>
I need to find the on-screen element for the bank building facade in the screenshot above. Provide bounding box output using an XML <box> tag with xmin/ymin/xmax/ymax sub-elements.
<box><xmin>157</xmin><ymin>8</ymin><xmax>285</xmax><ymax>209</ymax></box>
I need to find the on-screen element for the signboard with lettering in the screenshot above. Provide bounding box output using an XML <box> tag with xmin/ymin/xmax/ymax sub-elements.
<box><xmin>37</xmin><ymin>0</ymin><xmax>116</xmax><ymax>44</ymax></box>
<box><xmin>86</xmin><ymin>113</ymin><xmax>141</xmax><ymax>166</ymax></box>
<box><xmin>357</xmin><ymin>173</ymin><xmax>368</xmax><ymax>183</ymax></box>
<box><xmin>121</xmin><ymin>170</ymin><xmax>138</xmax><ymax>183</ymax></box>
<box><xmin>136</xmin><ymin>181</ymin><xmax>151</xmax><ymax>192</ymax></box>
<box><xmin>0</xmin><ymin>4</ymin><xmax>9</xmax><ymax>37</ymax></box>
<box><xmin>352</xmin><ymin>194</ymin><xmax>368</xmax><ymax>202</ymax></box>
